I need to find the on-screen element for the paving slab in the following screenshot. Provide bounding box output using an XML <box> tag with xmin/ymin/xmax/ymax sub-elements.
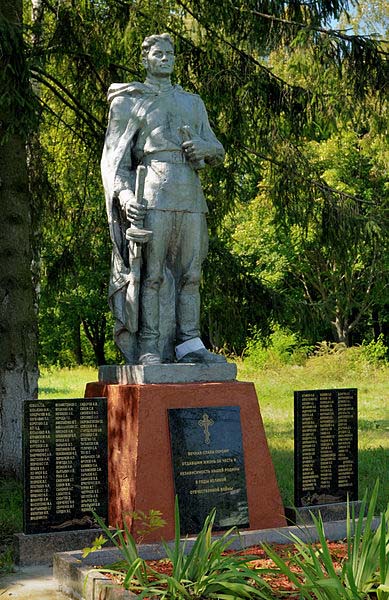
<box><xmin>0</xmin><ymin>565</ymin><xmax>70</xmax><ymax>599</ymax></box>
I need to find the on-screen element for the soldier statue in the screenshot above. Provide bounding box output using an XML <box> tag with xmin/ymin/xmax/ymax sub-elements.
<box><xmin>101</xmin><ymin>33</ymin><xmax>226</xmax><ymax>366</ymax></box>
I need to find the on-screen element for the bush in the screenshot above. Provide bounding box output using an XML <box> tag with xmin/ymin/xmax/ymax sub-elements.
<box><xmin>244</xmin><ymin>325</ymin><xmax>312</xmax><ymax>368</ymax></box>
<box><xmin>360</xmin><ymin>334</ymin><xmax>388</xmax><ymax>365</ymax></box>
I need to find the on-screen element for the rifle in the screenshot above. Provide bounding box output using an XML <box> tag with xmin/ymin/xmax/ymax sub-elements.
<box><xmin>125</xmin><ymin>165</ymin><xmax>152</xmax><ymax>333</ymax></box>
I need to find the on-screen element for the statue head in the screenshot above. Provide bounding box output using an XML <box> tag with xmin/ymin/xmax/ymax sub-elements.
<box><xmin>141</xmin><ymin>33</ymin><xmax>175</xmax><ymax>78</ymax></box>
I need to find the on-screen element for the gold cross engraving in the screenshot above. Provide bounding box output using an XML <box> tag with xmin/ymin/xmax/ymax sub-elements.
<box><xmin>198</xmin><ymin>413</ymin><xmax>215</xmax><ymax>445</ymax></box>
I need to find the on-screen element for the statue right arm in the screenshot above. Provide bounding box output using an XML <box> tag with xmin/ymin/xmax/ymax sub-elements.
<box><xmin>102</xmin><ymin>94</ymin><xmax>145</xmax><ymax>224</ymax></box>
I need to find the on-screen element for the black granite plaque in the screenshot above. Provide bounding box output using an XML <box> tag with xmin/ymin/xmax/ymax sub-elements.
<box><xmin>23</xmin><ymin>398</ymin><xmax>108</xmax><ymax>534</ymax></box>
<box><xmin>294</xmin><ymin>388</ymin><xmax>358</xmax><ymax>506</ymax></box>
<box><xmin>168</xmin><ymin>406</ymin><xmax>249</xmax><ymax>535</ymax></box>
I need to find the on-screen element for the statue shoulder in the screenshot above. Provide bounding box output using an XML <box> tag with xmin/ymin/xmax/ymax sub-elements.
<box><xmin>175</xmin><ymin>86</ymin><xmax>206</xmax><ymax>108</ymax></box>
<box><xmin>107</xmin><ymin>82</ymin><xmax>151</xmax><ymax>120</ymax></box>
<box><xmin>175</xmin><ymin>85</ymin><xmax>201</xmax><ymax>100</ymax></box>
<box><xmin>107</xmin><ymin>82</ymin><xmax>150</xmax><ymax>103</ymax></box>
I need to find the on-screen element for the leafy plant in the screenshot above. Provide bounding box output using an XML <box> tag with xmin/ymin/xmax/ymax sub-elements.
<box><xmin>263</xmin><ymin>481</ymin><xmax>389</xmax><ymax>599</ymax></box>
<box><xmin>153</xmin><ymin>498</ymin><xmax>271</xmax><ymax>599</ymax></box>
<box><xmin>86</xmin><ymin>499</ymin><xmax>273</xmax><ymax>599</ymax></box>
<box><xmin>244</xmin><ymin>325</ymin><xmax>312</xmax><ymax>368</ymax></box>
<box><xmin>0</xmin><ymin>548</ymin><xmax>14</xmax><ymax>576</ymax></box>
<box><xmin>360</xmin><ymin>334</ymin><xmax>388</xmax><ymax>365</ymax></box>
<box><xmin>129</xmin><ymin>508</ymin><xmax>167</xmax><ymax>543</ymax></box>
<box><xmin>84</xmin><ymin>512</ymin><xmax>150</xmax><ymax>592</ymax></box>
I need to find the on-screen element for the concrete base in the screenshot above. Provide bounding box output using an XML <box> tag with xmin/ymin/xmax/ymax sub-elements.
<box><xmin>0</xmin><ymin>565</ymin><xmax>70</xmax><ymax>600</ymax></box>
<box><xmin>85</xmin><ymin>380</ymin><xmax>286</xmax><ymax>541</ymax></box>
<box><xmin>98</xmin><ymin>363</ymin><xmax>237</xmax><ymax>384</ymax></box>
<box><xmin>285</xmin><ymin>501</ymin><xmax>364</xmax><ymax>525</ymax></box>
<box><xmin>13</xmin><ymin>528</ymin><xmax>112</xmax><ymax>566</ymax></box>
<box><xmin>54</xmin><ymin>517</ymin><xmax>381</xmax><ymax>600</ymax></box>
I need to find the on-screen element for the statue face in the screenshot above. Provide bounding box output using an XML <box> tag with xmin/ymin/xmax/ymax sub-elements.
<box><xmin>144</xmin><ymin>40</ymin><xmax>175</xmax><ymax>77</ymax></box>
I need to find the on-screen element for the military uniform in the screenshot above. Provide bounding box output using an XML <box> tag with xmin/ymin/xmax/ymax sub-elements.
<box><xmin>101</xmin><ymin>80</ymin><xmax>224</xmax><ymax>362</ymax></box>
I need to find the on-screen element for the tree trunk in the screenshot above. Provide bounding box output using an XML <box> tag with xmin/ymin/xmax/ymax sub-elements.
<box><xmin>0</xmin><ymin>0</ymin><xmax>38</xmax><ymax>476</ymax></box>
<box><xmin>73</xmin><ymin>317</ymin><xmax>83</xmax><ymax>365</ymax></box>
<box><xmin>82</xmin><ymin>317</ymin><xmax>107</xmax><ymax>365</ymax></box>
<box><xmin>331</xmin><ymin>314</ymin><xmax>350</xmax><ymax>346</ymax></box>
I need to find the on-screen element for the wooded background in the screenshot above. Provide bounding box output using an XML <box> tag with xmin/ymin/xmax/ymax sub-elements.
<box><xmin>0</xmin><ymin>0</ymin><xmax>388</xmax><ymax>470</ymax></box>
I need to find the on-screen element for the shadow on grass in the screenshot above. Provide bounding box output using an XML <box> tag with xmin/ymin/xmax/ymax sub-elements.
<box><xmin>267</xmin><ymin>448</ymin><xmax>294</xmax><ymax>507</ymax></box>
<box><xmin>38</xmin><ymin>386</ymin><xmax>71</xmax><ymax>395</ymax></box>
<box><xmin>358</xmin><ymin>419</ymin><xmax>389</xmax><ymax>431</ymax></box>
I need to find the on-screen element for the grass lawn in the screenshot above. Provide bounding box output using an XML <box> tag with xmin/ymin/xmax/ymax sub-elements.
<box><xmin>38</xmin><ymin>352</ymin><xmax>389</xmax><ymax>511</ymax></box>
<box><xmin>237</xmin><ymin>351</ymin><xmax>389</xmax><ymax>512</ymax></box>
<box><xmin>1</xmin><ymin>352</ymin><xmax>387</xmax><ymax>571</ymax></box>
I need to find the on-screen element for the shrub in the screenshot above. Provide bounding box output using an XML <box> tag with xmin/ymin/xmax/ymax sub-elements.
<box><xmin>360</xmin><ymin>334</ymin><xmax>388</xmax><ymax>365</ymax></box>
<box><xmin>244</xmin><ymin>325</ymin><xmax>312</xmax><ymax>368</ymax></box>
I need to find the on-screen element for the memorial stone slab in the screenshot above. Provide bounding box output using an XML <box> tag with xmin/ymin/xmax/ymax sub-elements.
<box><xmin>294</xmin><ymin>388</ymin><xmax>358</xmax><ymax>507</ymax></box>
<box><xmin>168</xmin><ymin>406</ymin><xmax>249</xmax><ymax>535</ymax></box>
<box><xmin>23</xmin><ymin>398</ymin><xmax>108</xmax><ymax>534</ymax></box>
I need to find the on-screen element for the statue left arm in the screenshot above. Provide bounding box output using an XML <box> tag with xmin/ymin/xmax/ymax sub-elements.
<box><xmin>182</xmin><ymin>98</ymin><xmax>225</xmax><ymax>166</ymax></box>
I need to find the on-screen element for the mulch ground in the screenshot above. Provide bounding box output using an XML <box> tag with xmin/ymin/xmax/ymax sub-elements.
<box><xmin>103</xmin><ymin>541</ymin><xmax>348</xmax><ymax>598</ymax></box>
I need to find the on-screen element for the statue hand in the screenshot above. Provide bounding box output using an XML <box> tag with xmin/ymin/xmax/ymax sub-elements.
<box><xmin>119</xmin><ymin>189</ymin><xmax>146</xmax><ymax>225</ymax></box>
<box><xmin>182</xmin><ymin>138</ymin><xmax>211</xmax><ymax>163</ymax></box>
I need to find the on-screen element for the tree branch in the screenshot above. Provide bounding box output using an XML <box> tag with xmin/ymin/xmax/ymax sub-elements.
<box><xmin>237</xmin><ymin>6</ymin><xmax>389</xmax><ymax>56</ymax></box>
<box><xmin>31</xmin><ymin>67</ymin><xmax>105</xmax><ymax>133</ymax></box>
<box><xmin>174</xmin><ymin>0</ymin><xmax>304</xmax><ymax>91</ymax></box>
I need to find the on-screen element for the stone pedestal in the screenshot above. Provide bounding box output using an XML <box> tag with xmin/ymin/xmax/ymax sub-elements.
<box><xmin>85</xmin><ymin>379</ymin><xmax>286</xmax><ymax>541</ymax></box>
<box><xmin>285</xmin><ymin>500</ymin><xmax>364</xmax><ymax>525</ymax></box>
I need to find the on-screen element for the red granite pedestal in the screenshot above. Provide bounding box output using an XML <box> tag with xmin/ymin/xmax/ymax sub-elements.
<box><xmin>85</xmin><ymin>381</ymin><xmax>286</xmax><ymax>541</ymax></box>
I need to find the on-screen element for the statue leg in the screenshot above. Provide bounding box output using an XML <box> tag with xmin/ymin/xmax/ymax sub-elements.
<box><xmin>173</xmin><ymin>212</ymin><xmax>227</xmax><ymax>364</ymax></box>
<box><xmin>138</xmin><ymin>210</ymin><xmax>172</xmax><ymax>363</ymax></box>
<box><xmin>171</xmin><ymin>212</ymin><xmax>208</xmax><ymax>343</ymax></box>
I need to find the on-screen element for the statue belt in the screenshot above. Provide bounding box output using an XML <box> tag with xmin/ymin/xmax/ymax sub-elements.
<box><xmin>142</xmin><ymin>151</ymin><xmax>186</xmax><ymax>165</ymax></box>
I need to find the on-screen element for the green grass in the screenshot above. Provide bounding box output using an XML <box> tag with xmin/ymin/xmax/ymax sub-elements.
<box><xmin>39</xmin><ymin>358</ymin><xmax>389</xmax><ymax>512</ymax></box>
<box><xmin>0</xmin><ymin>478</ymin><xmax>22</xmax><ymax>574</ymax></box>
<box><xmin>38</xmin><ymin>365</ymin><xmax>98</xmax><ymax>399</ymax></box>
<box><xmin>1</xmin><ymin>352</ymin><xmax>388</xmax><ymax>566</ymax></box>
<box><xmin>238</xmin><ymin>350</ymin><xmax>389</xmax><ymax>512</ymax></box>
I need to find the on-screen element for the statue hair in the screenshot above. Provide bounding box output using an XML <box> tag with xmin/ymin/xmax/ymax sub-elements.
<box><xmin>141</xmin><ymin>33</ymin><xmax>174</xmax><ymax>58</ymax></box>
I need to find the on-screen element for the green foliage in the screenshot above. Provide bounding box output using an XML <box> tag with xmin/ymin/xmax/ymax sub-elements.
<box><xmin>155</xmin><ymin>498</ymin><xmax>270</xmax><ymax>600</ymax></box>
<box><xmin>82</xmin><ymin>534</ymin><xmax>107</xmax><ymax>559</ymax></box>
<box><xmin>0</xmin><ymin>478</ymin><xmax>22</xmax><ymax>543</ymax></box>
<box><xmin>18</xmin><ymin>0</ymin><xmax>388</xmax><ymax>365</ymax></box>
<box><xmin>360</xmin><ymin>334</ymin><xmax>389</xmax><ymax>365</ymax></box>
<box><xmin>244</xmin><ymin>325</ymin><xmax>312</xmax><ymax>368</ymax></box>
<box><xmin>0</xmin><ymin>14</ymin><xmax>38</xmax><ymax>142</ymax></box>
<box><xmin>84</xmin><ymin>510</ymin><xmax>150</xmax><ymax>594</ymax></box>
<box><xmin>87</xmin><ymin>499</ymin><xmax>271</xmax><ymax>599</ymax></box>
<box><xmin>0</xmin><ymin>478</ymin><xmax>23</xmax><ymax>573</ymax></box>
<box><xmin>201</xmin><ymin>237</ymin><xmax>273</xmax><ymax>353</ymax></box>
<box><xmin>130</xmin><ymin>509</ymin><xmax>167</xmax><ymax>544</ymax></box>
<box><xmin>263</xmin><ymin>481</ymin><xmax>389</xmax><ymax>599</ymax></box>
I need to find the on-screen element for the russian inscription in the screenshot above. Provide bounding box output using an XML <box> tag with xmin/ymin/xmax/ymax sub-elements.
<box><xmin>168</xmin><ymin>406</ymin><xmax>249</xmax><ymax>535</ymax></box>
<box><xmin>294</xmin><ymin>388</ymin><xmax>358</xmax><ymax>506</ymax></box>
<box><xmin>23</xmin><ymin>398</ymin><xmax>108</xmax><ymax>534</ymax></box>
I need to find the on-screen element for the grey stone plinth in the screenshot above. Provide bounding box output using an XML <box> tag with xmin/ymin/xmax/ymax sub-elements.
<box><xmin>14</xmin><ymin>529</ymin><xmax>112</xmax><ymax>566</ymax></box>
<box><xmin>285</xmin><ymin>501</ymin><xmax>364</xmax><ymax>525</ymax></box>
<box><xmin>98</xmin><ymin>363</ymin><xmax>237</xmax><ymax>384</ymax></box>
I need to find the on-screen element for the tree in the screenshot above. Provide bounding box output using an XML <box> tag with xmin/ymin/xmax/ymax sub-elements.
<box><xmin>0</xmin><ymin>0</ymin><xmax>38</xmax><ymax>474</ymax></box>
<box><xmin>230</xmin><ymin>20</ymin><xmax>388</xmax><ymax>346</ymax></box>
